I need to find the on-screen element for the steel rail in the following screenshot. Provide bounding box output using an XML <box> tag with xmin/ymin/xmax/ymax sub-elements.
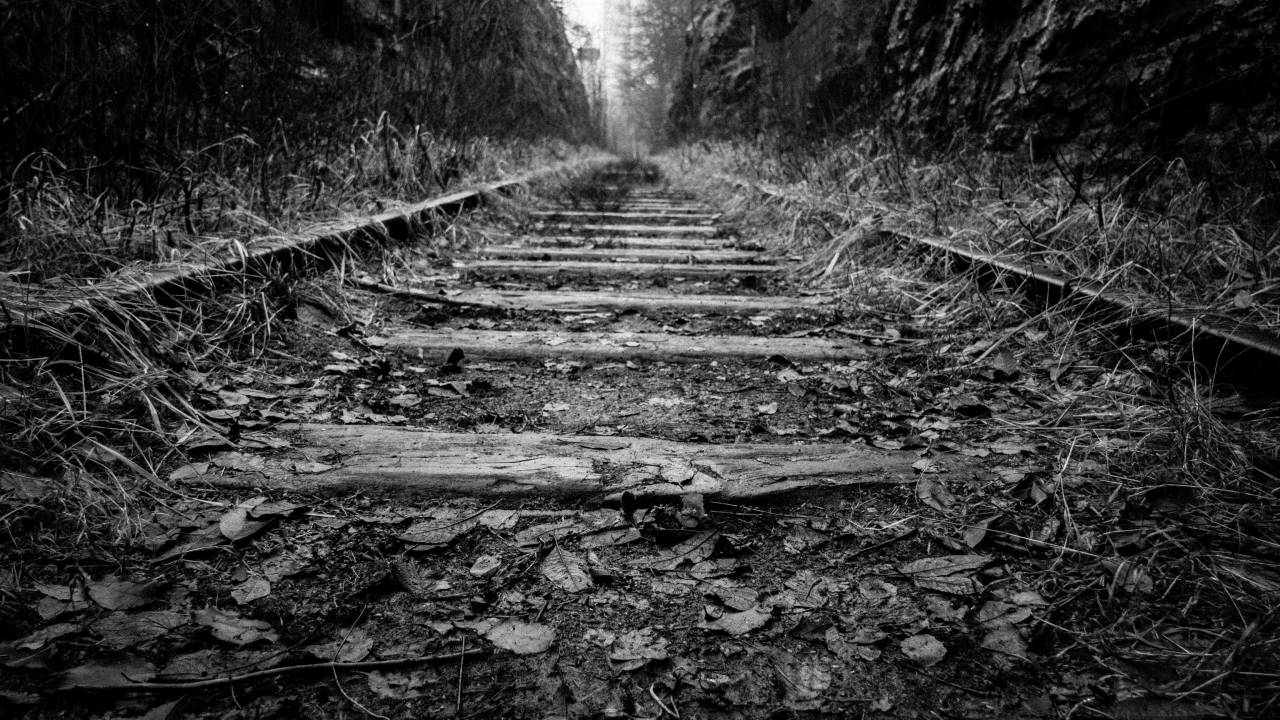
<box><xmin>1</xmin><ymin>156</ymin><xmax>613</xmax><ymax>335</ymax></box>
<box><xmin>724</xmin><ymin>175</ymin><xmax>1280</xmax><ymax>392</ymax></box>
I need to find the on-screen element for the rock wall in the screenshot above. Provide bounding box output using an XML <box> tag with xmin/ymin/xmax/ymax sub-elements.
<box><xmin>671</xmin><ymin>0</ymin><xmax>1280</xmax><ymax>172</ymax></box>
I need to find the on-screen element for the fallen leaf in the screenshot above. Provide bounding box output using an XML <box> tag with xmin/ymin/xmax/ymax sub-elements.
<box><xmin>690</xmin><ymin>558</ymin><xmax>739</xmax><ymax>579</ymax></box>
<box><xmin>211</xmin><ymin>452</ymin><xmax>266</xmax><ymax>472</ymax></box>
<box><xmin>648</xmin><ymin>397</ymin><xmax>686</xmax><ymax>408</ymax></box>
<box><xmin>367</xmin><ymin>669</ymin><xmax>432</xmax><ymax>699</ymax></box>
<box><xmin>60</xmin><ymin>657</ymin><xmax>157</xmax><ymax>689</ymax></box>
<box><xmin>231</xmin><ymin>577</ymin><xmax>272</xmax><ymax>605</ymax></box>
<box><xmin>782</xmin><ymin>525</ymin><xmax>829</xmax><ymax>554</ymax></box>
<box><xmin>194</xmin><ymin>608</ymin><xmax>279</xmax><ymax>645</ymax></box>
<box><xmin>961</xmin><ymin>515</ymin><xmax>997</xmax><ymax>548</ymax></box>
<box><xmin>157</xmin><ymin>648</ymin><xmax>281</xmax><ymax>681</ymax></box>
<box><xmin>710</xmin><ymin>585</ymin><xmax>759</xmax><ymax>612</ymax></box>
<box><xmin>987</xmin><ymin>439</ymin><xmax>1037</xmax><ymax>456</ymax></box>
<box><xmin>390</xmin><ymin>558</ymin><xmax>433</xmax><ymax>597</ymax></box>
<box><xmin>915</xmin><ymin>475</ymin><xmax>956</xmax><ymax>513</ymax></box>
<box><xmin>219</xmin><ymin>498</ymin><xmax>272</xmax><ymax>542</ymax></box>
<box><xmin>138</xmin><ymin>700</ymin><xmax>180</xmax><ymax>720</ymax></box>
<box><xmin>6</xmin><ymin>623</ymin><xmax>80</xmax><ymax>652</ymax></box>
<box><xmin>515</xmin><ymin>519</ymin><xmax>577</xmax><ymax>548</ymax></box>
<box><xmin>0</xmin><ymin>623</ymin><xmax>79</xmax><ymax>668</ymax></box>
<box><xmin>647</xmin><ymin>529</ymin><xmax>719</xmax><ymax>571</ymax></box>
<box><xmin>981</xmin><ymin>625</ymin><xmax>1028</xmax><ymax>660</ymax></box>
<box><xmin>773</xmin><ymin>651</ymin><xmax>832</xmax><ymax>705</ymax></box>
<box><xmin>857</xmin><ymin>578</ymin><xmax>898</xmax><ymax>602</ymax></box>
<box><xmin>579</xmin><ymin>526</ymin><xmax>642</xmax><ymax>548</ymax></box>
<box><xmin>676</xmin><ymin>493</ymin><xmax>707</xmax><ymax>528</ymax></box>
<box><xmin>91</xmin><ymin>611</ymin><xmax>187</xmax><ymax>650</ymax></box>
<box><xmin>87</xmin><ymin>575</ymin><xmax>165</xmax><ymax>611</ymax></box>
<box><xmin>896</xmin><ymin>555</ymin><xmax>991</xmax><ymax>595</ymax></box>
<box><xmin>540</xmin><ymin>547</ymin><xmax>593</xmax><ymax>593</ymax></box>
<box><xmin>607</xmin><ymin>628</ymin><xmax>670</xmax><ymax>671</ymax></box>
<box><xmin>289</xmin><ymin>460</ymin><xmax>335</xmax><ymax>474</ymax></box>
<box><xmin>159</xmin><ymin>522</ymin><xmax>227</xmax><ymax>560</ymax></box>
<box><xmin>785</xmin><ymin>571</ymin><xmax>831</xmax><ymax>608</ymax></box>
<box><xmin>477</xmin><ymin>509</ymin><xmax>520</xmax><ymax>530</ymax></box>
<box><xmin>976</xmin><ymin>600</ymin><xmax>1032</xmax><ymax>628</ymax></box>
<box><xmin>1011</xmin><ymin>590</ymin><xmax>1047</xmax><ymax>606</ymax></box>
<box><xmin>470</xmin><ymin>555</ymin><xmax>502</xmax><ymax>578</ymax></box>
<box><xmin>426</xmin><ymin>382</ymin><xmax>469</xmax><ymax>399</ymax></box>
<box><xmin>260</xmin><ymin>553</ymin><xmax>310</xmax><ymax>584</ymax></box>
<box><xmin>1104</xmin><ymin>558</ymin><xmax>1154</xmax><ymax>595</ymax></box>
<box><xmin>36</xmin><ymin>596</ymin><xmax>92</xmax><ymax>620</ymax></box>
<box><xmin>218</xmin><ymin>389</ymin><xmax>250</xmax><ymax>406</ymax></box>
<box><xmin>1104</xmin><ymin>698</ymin><xmax>1220</xmax><ymax>720</ymax></box>
<box><xmin>483</xmin><ymin>620</ymin><xmax>555</xmax><ymax>655</ymax></box>
<box><xmin>167</xmin><ymin>462</ymin><xmax>210</xmax><ymax>482</ymax></box>
<box><xmin>305</xmin><ymin>628</ymin><xmax>374</xmax><ymax>663</ymax></box>
<box><xmin>699</xmin><ymin>606</ymin><xmax>771</xmax><ymax>636</ymax></box>
<box><xmin>825</xmin><ymin>627</ymin><xmax>881</xmax><ymax>662</ymax></box>
<box><xmin>900</xmin><ymin>634</ymin><xmax>947</xmax><ymax>668</ymax></box>
<box><xmin>0</xmin><ymin>690</ymin><xmax>39</xmax><ymax>705</ymax></box>
<box><xmin>400</xmin><ymin>508</ymin><xmax>480</xmax><ymax>547</ymax></box>
<box><xmin>249</xmin><ymin>500</ymin><xmax>306</xmax><ymax>519</ymax></box>
<box><xmin>924</xmin><ymin>596</ymin><xmax>967</xmax><ymax>623</ymax></box>
<box><xmin>388</xmin><ymin>393</ymin><xmax>421</xmax><ymax>408</ymax></box>
<box><xmin>34</xmin><ymin>582</ymin><xmax>87</xmax><ymax>603</ymax></box>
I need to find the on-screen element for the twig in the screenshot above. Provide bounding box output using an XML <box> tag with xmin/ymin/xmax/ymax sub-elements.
<box><xmin>841</xmin><ymin>528</ymin><xmax>918</xmax><ymax>560</ymax></box>
<box><xmin>906</xmin><ymin>665</ymin><xmax>1000</xmax><ymax>698</ymax></box>
<box><xmin>94</xmin><ymin>649</ymin><xmax>490</xmax><ymax>693</ymax></box>
<box><xmin>649</xmin><ymin>683</ymin><xmax>680</xmax><ymax>718</ymax></box>
<box><xmin>348</xmin><ymin>278</ymin><xmax>503</xmax><ymax>310</ymax></box>
<box><xmin>455</xmin><ymin>636</ymin><xmax>468</xmax><ymax>717</ymax></box>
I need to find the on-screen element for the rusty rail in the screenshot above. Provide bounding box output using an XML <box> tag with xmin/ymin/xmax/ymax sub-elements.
<box><xmin>723</xmin><ymin>175</ymin><xmax>1280</xmax><ymax>393</ymax></box>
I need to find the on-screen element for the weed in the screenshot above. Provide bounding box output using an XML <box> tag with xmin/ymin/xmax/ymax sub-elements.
<box><xmin>666</xmin><ymin>133</ymin><xmax>1279</xmax><ymax>334</ymax></box>
<box><xmin>659</xmin><ymin>133</ymin><xmax>1280</xmax><ymax>716</ymax></box>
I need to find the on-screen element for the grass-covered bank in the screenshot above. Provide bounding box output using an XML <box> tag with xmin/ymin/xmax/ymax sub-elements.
<box><xmin>0</xmin><ymin>157</ymin><xmax>596</xmax><ymax>549</ymax></box>
<box><xmin>662</xmin><ymin>134</ymin><xmax>1279</xmax><ymax>334</ymax></box>
<box><xmin>1</xmin><ymin>131</ymin><xmax>595</xmax><ymax>283</ymax></box>
<box><xmin>658</xmin><ymin>136</ymin><xmax>1280</xmax><ymax>717</ymax></box>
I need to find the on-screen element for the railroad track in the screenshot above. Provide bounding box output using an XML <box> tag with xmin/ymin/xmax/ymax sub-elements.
<box><xmin>196</xmin><ymin>166</ymin><xmax>920</xmax><ymax>501</ymax></box>
<box><xmin>725</xmin><ymin>176</ymin><xmax>1280</xmax><ymax>393</ymax></box>
<box><xmin>8</xmin><ymin>161</ymin><xmax>1275</xmax><ymax>718</ymax></box>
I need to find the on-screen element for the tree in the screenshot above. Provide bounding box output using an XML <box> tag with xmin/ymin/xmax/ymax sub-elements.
<box><xmin>616</xmin><ymin>0</ymin><xmax>697</xmax><ymax>150</ymax></box>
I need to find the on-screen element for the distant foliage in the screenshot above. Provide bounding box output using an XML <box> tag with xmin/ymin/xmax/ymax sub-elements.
<box><xmin>617</xmin><ymin>0</ymin><xmax>697</xmax><ymax>150</ymax></box>
<box><xmin>0</xmin><ymin>0</ymin><xmax>591</xmax><ymax>195</ymax></box>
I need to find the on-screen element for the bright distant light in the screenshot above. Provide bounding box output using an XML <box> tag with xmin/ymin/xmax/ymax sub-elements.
<box><xmin>563</xmin><ymin>0</ymin><xmax>606</xmax><ymax>35</ymax></box>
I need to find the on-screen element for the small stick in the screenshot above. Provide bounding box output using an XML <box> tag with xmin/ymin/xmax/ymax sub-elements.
<box><xmin>348</xmin><ymin>278</ymin><xmax>504</xmax><ymax>310</ymax></box>
<box><xmin>842</xmin><ymin>528</ymin><xmax>918</xmax><ymax>560</ymax></box>
<box><xmin>455</xmin><ymin>636</ymin><xmax>468</xmax><ymax>716</ymax></box>
<box><xmin>93</xmin><ymin>648</ymin><xmax>490</xmax><ymax>693</ymax></box>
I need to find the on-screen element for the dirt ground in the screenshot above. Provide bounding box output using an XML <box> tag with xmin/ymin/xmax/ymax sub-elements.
<box><xmin>3</xmin><ymin>178</ymin><xmax>1279</xmax><ymax>720</ymax></box>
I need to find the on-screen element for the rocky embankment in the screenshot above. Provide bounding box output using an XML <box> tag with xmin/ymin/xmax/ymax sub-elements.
<box><xmin>672</xmin><ymin>0</ymin><xmax>1279</xmax><ymax>172</ymax></box>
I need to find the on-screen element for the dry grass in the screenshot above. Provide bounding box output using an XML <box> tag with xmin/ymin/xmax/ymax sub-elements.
<box><xmin>658</xmin><ymin>137</ymin><xmax>1280</xmax><ymax>717</ymax></box>
<box><xmin>0</xmin><ymin>274</ymin><xmax>284</xmax><ymax>545</ymax></box>
<box><xmin>0</xmin><ymin>136</ymin><xmax>602</xmax><ymax>562</ymax></box>
<box><xmin>1</xmin><ymin>122</ymin><xmax>591</xmax><ymax>282</ymax></box>
<box><xmin>664</xmin><ymin>134</ymin><xmax>1280</xmax><ymax>332</ymax></box>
